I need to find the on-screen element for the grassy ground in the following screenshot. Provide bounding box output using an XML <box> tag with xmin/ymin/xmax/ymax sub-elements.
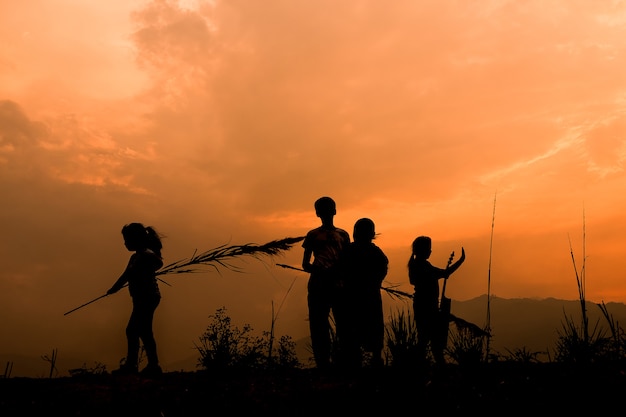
<box><xmin>1</xmin><ymin>362</ymin><xmax>625</xmax><ymax>416</ymax></box>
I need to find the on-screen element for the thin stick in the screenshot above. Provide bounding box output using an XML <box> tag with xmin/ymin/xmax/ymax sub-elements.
<box><xmin>275</xmin><ymin>264</ymin><xmax>413</xmax><ymax>300</ymax></box>
<box><xmin>276</xmin><ymin>263</ymin><xmax>304</xmax><ymax>272</ymax></box>
<box><xmin>63</xmin><ymin>278</ymin><xmax>169</xmax><ymax>316</ymax></box>
<box><xmin>64</xmin><ymin>293</ymin><xmax>110</xmax><ymax>316</ymax></box>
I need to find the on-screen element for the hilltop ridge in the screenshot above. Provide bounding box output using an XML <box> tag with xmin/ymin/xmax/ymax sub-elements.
<box><xmin>2</xmin><ymin>296</ymin><xmax>625</xmax><ymax>377</ymax></box>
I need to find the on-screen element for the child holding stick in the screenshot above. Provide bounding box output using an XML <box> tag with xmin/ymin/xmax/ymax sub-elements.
<box><xmin>107</xmin><ymin>222</ymin><xmax>164</xmax><ymax>376</ymax></box>
<box><xmin>408</xmin><ymin>236</ymin><xmax>465</xmax><ymax>367</ymax></box>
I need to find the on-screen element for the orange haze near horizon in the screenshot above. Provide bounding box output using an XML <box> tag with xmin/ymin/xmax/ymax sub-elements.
<box><xmin>2</xmin><ymin>0</ymin><xmax>626</xmax><ymax>377</ymax></box>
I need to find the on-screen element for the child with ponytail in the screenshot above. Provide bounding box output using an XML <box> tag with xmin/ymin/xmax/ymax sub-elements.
<box><xmin>107</xmin><ymin>222</ymin><xmax>164</xmax><ymax>376</ymax></box>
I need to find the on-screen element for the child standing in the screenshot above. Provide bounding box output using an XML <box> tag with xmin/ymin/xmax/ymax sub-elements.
<box><xmin>107</xmin><ymin>222</ymin><xmax>164</xmax><ymax>376</ymax></box>
<box><xmin>408</xmin><ymin>236</ymin><xmax>465</xmax><ymax>367</ymax></box>
<box><xmin>336</xmin><ymin>218</ymin><xmax>388</xmax><ymax>369</ymax></box>
<box><xmin>302</xmin><ymin>197</ymin><xmax>351</xmax><ymax>369</ymax></box>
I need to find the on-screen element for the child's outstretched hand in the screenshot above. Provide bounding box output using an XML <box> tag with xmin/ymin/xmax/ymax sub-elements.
<box><xmin>459</xmin><ymin>247</ymin><xmax>466</xmax><ymax>263</ymax></box>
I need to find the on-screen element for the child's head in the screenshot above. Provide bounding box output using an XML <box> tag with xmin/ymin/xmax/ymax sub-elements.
<box><xmin>353</xmin><ymin>218</ymin><xmax>376</xmax><ymax>242</ymax></box>
<box><xmin>122</xmin><ymin>222</ymin><xmax>163</xmax><ymax>256</ymax></box>
<box><xmin>314</xmin><ymin>196</ymin><xmax>336</xmax><ymax>218</ymax></box>
<box><xmin>411</xmin><ymin>236</ymin><xmax>432</xmax><ymax>259</ymax></box>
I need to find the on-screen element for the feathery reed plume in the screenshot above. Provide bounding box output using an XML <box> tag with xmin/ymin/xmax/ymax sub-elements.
<box><xmin>158</xmin><ymin>236</ymin><xmax>306</xmax><ymax>276</ymax></box>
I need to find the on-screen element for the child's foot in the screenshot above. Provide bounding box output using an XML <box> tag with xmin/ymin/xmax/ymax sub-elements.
<box><xmin>111</xmin><ymin>363</ymin><xmax>138</xmax><ymax>376</ymax></box>
<box><xmin>140</xmin><ymin>364</ymin><xmax>163</xmax><ymax>377</ymax></box>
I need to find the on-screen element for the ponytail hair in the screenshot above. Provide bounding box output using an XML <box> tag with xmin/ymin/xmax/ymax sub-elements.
<box><xmin>145</xmin><ymin>226</ymin><xmax>163</xmax><ymax>258</ymax></box>
<box><xmin>122</xmin><ymin>222</ymin><xmax>163</xmax><ymax>258</ymax></box>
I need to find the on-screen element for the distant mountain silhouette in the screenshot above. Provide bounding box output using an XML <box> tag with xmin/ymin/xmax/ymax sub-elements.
<box><xmin>449</xmin><ymin>295</ymin><xmax>626</xmax><ymax>359</ymax></box>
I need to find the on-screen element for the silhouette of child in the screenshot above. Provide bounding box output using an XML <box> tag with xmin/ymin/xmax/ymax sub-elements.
<box><xmin>107</xmin><ymin>222</ymin><xmax>164</xmax><ymax>376</ymax></box>
<box><xmin>408</xmin><ymin>236</ymin><xmax>465</xmax><ymax>367</ymax></box>
<box><xmin>302</xmin><ymin>197</ymin><xmax>351</xmax><ymax>369</ymax></box>
<box><xmin>336</xmin><ymin>218</ymin><xmax>389</xmax><ymax>369</ymax></box>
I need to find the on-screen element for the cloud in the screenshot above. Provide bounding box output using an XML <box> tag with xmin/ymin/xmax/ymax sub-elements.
<box><xmin>0</xmin><ymin>100</ymin><xmax>48</xmax><ymax>162</ymax></box>
<box><xmin>3</xmin><ymin>0</ymin><xmax>626</xmax><ymax>375</ymax></box>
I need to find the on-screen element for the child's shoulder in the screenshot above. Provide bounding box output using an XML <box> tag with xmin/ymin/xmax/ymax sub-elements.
<box><xmin>336</xmin><ymin>227</ymin><xmax>350</xmax><ymax>241</ymax></box>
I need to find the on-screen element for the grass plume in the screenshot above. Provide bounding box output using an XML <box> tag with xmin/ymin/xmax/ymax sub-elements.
<box><xmin>158</xmin><ymin>236</ymin><xmax>306</xmax><ymax>276</ymax></box>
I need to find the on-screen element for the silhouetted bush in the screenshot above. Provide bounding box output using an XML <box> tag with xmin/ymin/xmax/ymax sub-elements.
<box><xmin>194</xmin><ymin>307</ymin><xmax>301</xmax><ymax>371</ymax></box>
<box><xmin>447</xmin><ymin>326</ymin><xmax>486</xmax><ymax>367</ymax></box>
<box><xmin>384</xmin><ymin>308</ymin><xmax>420</xmax><ymax>368</ymax></box>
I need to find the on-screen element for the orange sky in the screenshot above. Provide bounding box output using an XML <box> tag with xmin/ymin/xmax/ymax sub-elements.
<box><xmin>2</xmin><ymin>0</ymin><xmax>626</xmax><ymax>376</ymax></box>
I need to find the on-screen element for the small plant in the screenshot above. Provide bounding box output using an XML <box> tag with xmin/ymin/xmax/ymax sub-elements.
<box><xmin>503</xmin><ymin>346</ymin><xmax>546</xmax><ymax>364</ymax></box>
<box><xmin>2</xmin><ymin>361</ymin><xmax>13</xmax><ymax>378</ymax></box>
<box><xmin>41</xmin><ymin>348</ymin><xmax>58</xmax><ymax>378</ymax></box>
<box><xmin>271</xmin><ymin>334</ymin><xmax>301</xmax><ymax>369</ymax></box>
<box><xmin>556</xmin><ymin>214</ymin><xmax>615</xmax><ymax>364</ymax></box>
<box><xmin>447</xmin><ymin>325</ymin><xmax>485</xmax><ymax>367</ymax></box>
<box><xmin>68</xmin><ymin>362</ymin><xmax>108</xmax><ymax>377</ymax></box>
<box><xmin>384</xmin><ymin>308</ymin><xmax>420</xmax><ymax>368</ymax></box>
<box><xmin>597</xmin><ymin>301</ymin><xmax>626</xmax><ymax>360</ymax></box>
<box><xmin>194</xmin><ymin>307</ymin><xmax>300</xmax><ymax>371</ymax></box>
<box><xmin>555</xmin><ymin>313</ymin><xmax>610</xmax><ymax>364</ymax></box>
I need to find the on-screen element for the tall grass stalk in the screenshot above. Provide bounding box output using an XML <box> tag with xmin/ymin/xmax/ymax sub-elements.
<box><xmin>568</xmin><ymin>207</ymin><xmax>588</xmax><ymax>343</ymax></box>
<box><xmin>41</xmin><ymin>348</ymin><xmax>58</xmax><ymax>378</ymax></box>
<box><xmin>485</xmin><ymin>192</ymin><xmax>496</xmax><ymax>359</ymax></box>
<box><xmin>267</xmin><ymin>277</ymin><xmax>296</xmax><ymax>365</ymax></box>
<box><xmin>3</xmin><ymin>362</ymin><xmax>13</xmax><ymax>378</ymax></box>
<box><xmin>556</xmin><ymin>207</ymin><xmax>610</xmax><ymax>363</ymax></box>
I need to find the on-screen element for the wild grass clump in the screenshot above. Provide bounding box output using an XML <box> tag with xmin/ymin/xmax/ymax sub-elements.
<box><xmin>502</xmin><ymin>346</ymin><xmax>548</xmax><ymax>364</ymax></box>
<box><xmin>447</xmin><ymin>325</ymin><xmax>486</xmax><ymax>367</ymax></box>
<box><xmin>384</xmin><ymin>308</ymin><xmax>490</xmax><ymax>368</ymax></box>
<box><xmin>555</xmin><ymin>313</ymin><xmax>610</xmax><ymax>364</ymax></box>
<box><xmin>555</xmin><ymin>211</ymin><xmax>626</xmax><ymax>364</ymax></box>
<box><xmin>597</xmin><ymin>301</ymin><xmax>626</xmax><ymax>360</ymax></box>
<box><xmin>194</xmin><ymin>307</ymin><xmax>300</xmax><ymax>372</ymax></box>
<box><xmin>384</xmin><ymin>308</ymin><xmax>420</xmax><ymax>368</ymax></box>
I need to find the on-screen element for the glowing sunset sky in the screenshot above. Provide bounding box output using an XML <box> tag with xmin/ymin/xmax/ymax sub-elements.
<box><xmin>2</xmin><ymin>0</ymin><xmax>626</xmax><ymax>376</ymax></box>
